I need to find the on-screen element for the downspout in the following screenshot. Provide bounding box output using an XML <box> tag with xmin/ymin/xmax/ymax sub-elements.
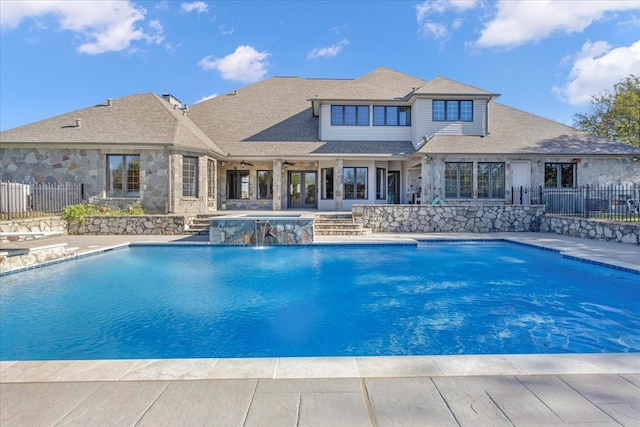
<box><xmin>485</xmin><ymin>99</ymin><xmax>490</xmax><ymax>136</ymax></box>
<box><xmin>167</xmin><ymin>150</ymin><xmax>173</xmax><ymax>213</ymax></box>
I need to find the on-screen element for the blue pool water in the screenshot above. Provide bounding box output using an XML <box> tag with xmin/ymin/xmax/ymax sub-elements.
<box><xmin>1</xmin><ymin>242</ymin><xmax>638</xmax><ymax>360</ymax></box>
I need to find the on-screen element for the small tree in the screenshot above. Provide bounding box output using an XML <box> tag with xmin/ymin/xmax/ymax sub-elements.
<box><xmin>573</xmin><ymin>75</ymin><xmax>640</xmax><ymax>148</ymax></box>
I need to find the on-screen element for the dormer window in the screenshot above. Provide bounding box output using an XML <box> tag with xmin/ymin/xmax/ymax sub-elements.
<box><xmin>373</xmin><ymin>106</ymin><xmax>411</xmax><ymax>126</ymax></box>
<box><xmin>433</xmin><ymin>100</ymin><xmax>473</xmax><ymax>122</ymax></box>
<box><xmin>331</xmin><ymin>105</ymin><xmax>369</xmax><ymax>126</ymax></box>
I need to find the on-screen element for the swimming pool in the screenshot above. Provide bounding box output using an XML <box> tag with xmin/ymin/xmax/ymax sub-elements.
<box><xmin>1</xmin><ymin>241</ymin><xmax>638</xmax><ymax>360</ymax></box>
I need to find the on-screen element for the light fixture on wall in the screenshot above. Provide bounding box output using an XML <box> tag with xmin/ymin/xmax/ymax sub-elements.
<box><xmin>537</xmin><ymin>160</ymin><xmax>542</xmax><ymax>166</ymax></box>
<box><xmin>240</xmin><ymin>160</ymin><xmax>254</xmax><ymax>168</ymax></box>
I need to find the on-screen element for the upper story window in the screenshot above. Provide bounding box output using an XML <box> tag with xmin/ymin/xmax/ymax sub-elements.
<box><xmin>331</xmin><ymin>105</ymin><xmax>369</xmax><ymax>126</ymax></box>
<box><xmin>433</xmin><ymin>100</ymin><xmax>473</xmax><ymax>122</ymax></box>
<box><xmin>373</xmin><ymin>106</ymin><xmax>411</xmax><ymax>126</ymax></box>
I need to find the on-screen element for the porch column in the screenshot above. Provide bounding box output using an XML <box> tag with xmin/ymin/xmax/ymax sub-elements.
<box><xmin>273</xmin><ymin>159</ymin><xmax>282</xmax><ymax>210</ymax></box>
<box><xmin>421</xmin><ymin>155</ymin><xmax>429</xmax><ymax>204</ymax></box>
<box><xmin>334</xmin><ymin>159</ymin><xmax>343</xmax><ymax>210</ymax></box>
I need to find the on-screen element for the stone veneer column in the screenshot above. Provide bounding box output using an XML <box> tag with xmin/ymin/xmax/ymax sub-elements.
<box><xmin>273</xmin><ymin>159</ymin><xmax>282</xmax><ymax>210</ymax></box>
<box><xmin>420</xmin><ymin>156</ymin><xmax>429</xmax><ymax>204</ymax></box>
<box><xmin>334</xmin><ymin>159</ymin><xmax>343</xmax><ymax>210</ymax></box>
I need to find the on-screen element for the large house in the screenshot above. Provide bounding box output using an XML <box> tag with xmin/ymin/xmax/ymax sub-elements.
<box><xmin>1</xmin><ymin>67</ymin><xmax>639</xmax><ymax>214</ymax></box>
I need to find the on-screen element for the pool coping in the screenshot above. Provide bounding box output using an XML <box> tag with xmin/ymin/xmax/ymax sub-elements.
<box><xmin>1</xmin><ymin>232</ymin><xmax>639</xmax><ymax>383</ymax></box>
<box><xmin>2</xmin><ymin>353</ymin><xmax>639</xmax><ymax>383</ymax></box>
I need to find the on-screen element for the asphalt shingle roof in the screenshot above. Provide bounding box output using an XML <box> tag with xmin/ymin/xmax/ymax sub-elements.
<box><xmin>418</xmin><ymin>103</ymin><xmax>640</xmax><ymax>155</ymax></box>
<box><xmin>2</xmin><ymin>68</ymin><xmax>639</xmax><ymax>158</ymax></box>
<box><xmin>0</xmin><ymin>93</ymin><xmax>225</xmax><ymax>155</ymax></box>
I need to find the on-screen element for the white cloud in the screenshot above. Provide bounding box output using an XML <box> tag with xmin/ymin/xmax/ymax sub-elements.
<box><xmin>307</xmin><ymin>39</ymin><xmax>350</xmax><ymax>59</ymax></box>
<box><xmin>195</xmin><ymin>93</ymin><xmax>218</xmax><ymax>104</ymax></box>
<box><xmin>553</xmin><ymin>40</ymin><xmax>640</xmax><ymax>105</ymax></box>
<box><xmin>181</xmin><ymin>2</ymin><xmax>208</xmax><ymax>14</ymax></box>
<box><xmin>0</xmin><ymin>0</ymin><xmax>162</xmax><ymax>54</ymax></box>
<box><xmin>416</xmin><ymin>0</ymin><xmax>477</xmax><ymax>21</ymax></box>
<box><xmin>415</xmin><ymin>0</ymin><xmax>478</xmax><ymax>39</ymax></box>
<box><xmin>475</xmin><ymin>0</ymin><xmax>640</xmax><ymax>49</ymax></box>
<box><xmin>199</xmin><ymin>45</ymin><xmax>270</xmax><ymax>83</ymax></box>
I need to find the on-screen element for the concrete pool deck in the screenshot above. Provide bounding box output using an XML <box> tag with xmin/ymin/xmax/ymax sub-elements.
<box><xmin>1</xmin><ymin>232</ymin><xmax>639</xmax><ymax>426</ymax></box>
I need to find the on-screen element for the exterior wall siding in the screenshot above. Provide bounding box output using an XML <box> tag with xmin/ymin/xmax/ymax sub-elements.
<box><xmin>319</xmin><ymin>105</ymin><xmax>412</xmax><ymax>141</ymax></box>
<box><xmin>414</xmin><ymin>99</ymin><xmax>486</xmax><ymax>142</ymax></box>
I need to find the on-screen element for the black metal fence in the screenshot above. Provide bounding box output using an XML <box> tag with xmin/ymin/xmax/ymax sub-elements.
<box><xmin>512</xmin><ymin>184</ymin><xmax>639</xmax><ymax>221</ymax></box>
<box><xmin>0</xmin><ymin>182</ymin><xmax>84</xmax><ymax>219</ymax></box>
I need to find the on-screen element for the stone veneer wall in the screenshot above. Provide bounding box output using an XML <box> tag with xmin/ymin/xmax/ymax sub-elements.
<box><xmin>209</xmin><ymin>218</ymin><xmax>314</xmax><ymax>245</ymax></box>
<box><xmin>0</xmin><ymin>244</ymin><xmax>71</xmax><ymax>274</ymax></box>
<box><xmin>0</xmin><ymin>217</ymin><xmax>67</xmax><ymax>243</ymax></box>
<box><xmin>68</xmin><ymin>215</ymin><xmax>185</xmax><ymax>235</ymax></box>
<box><xmin>540</xmin><ymin>215</ymin><xmax>639</xmax><ymax>245</ymax></box>
<box><xmin>354</xmin><ymin>204</ymin><xmax>545</xmax><ymax>233</ymax></box>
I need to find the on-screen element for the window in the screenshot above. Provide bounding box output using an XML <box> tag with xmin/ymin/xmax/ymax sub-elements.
<box><xmin>545</xmin><ymin>163</ymin><xmax>576</xmax><ymax>188</ymax></box>
<box><xmin>477</xmin><ymin>162</ymin><xmax>505</xmax><ymax>199</ymax></box>
<box><xmin>107</xmin><ymin>154</ymin><xmax>140</xmax><ymax>197</ymax></box>
<box><xmin>207</xmin><ymin>159</ymin><xmax>215</xmax><ymax>199</ymax></box>
<box><xmin>331</xmin><ymin>105</ymin><xmax>369</xmax><ymax>126</ymax></box>
<box><xmin>257</xmin><ymin>170</ymin><xmax>273</xmax><ymax>199</ymax></box>
<box><xmin>182</xmin><ymin>156</ymin><xmax>198</xmax><ymax>197</ymax></box>
<box><xmin>373</xmin><ymin>106</ymin><xmax>411</xmax><ymax>126</ymax></box>
<box><xmin>227</xmin><ymin>170</ymin><xmax>249</xmax><ymax>199</ymax></box>
<box><xmin>376</xmin><ymin>168</ymin><xmax>386</xmax><ymax>200</ymax></box>
<box><xmin>321</xmin><ymin>168</ymin><xmax>334</xmax><ymax>199</ymax></box>
<box><xmin>343</xmin><ymin>167</ymin><xmax>367</xmax><ymax>200</ymax></box>
<box><xmin>432</xmin><ymin>100</ymin><xmax>473</xmax><ymax>121</ymax></box>
<box><xmin>444</xmin><ymin>162</ymin><xmax>473</xmax><ymax>199</ymax></box>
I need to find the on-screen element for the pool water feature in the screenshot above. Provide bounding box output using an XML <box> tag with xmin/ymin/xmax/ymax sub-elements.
<box><xmin>1</xmin><ymin>242</ymin><xmax>638</xmax><ymax>360</ymax></box>
<box><xmin>209</xmin><ymin>214</ymin><xmax>313</xmax><ymax>245</ymax></box>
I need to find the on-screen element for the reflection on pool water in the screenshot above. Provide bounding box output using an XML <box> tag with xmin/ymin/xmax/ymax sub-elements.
<box><xmin>1</xmin><ymin>241</ymin><xmax>638</xmax><ymax>360</ymax></box>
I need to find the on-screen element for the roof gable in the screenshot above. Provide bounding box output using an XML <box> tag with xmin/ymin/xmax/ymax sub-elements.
<box><xmin>315</xmin><ymin>67</ymin><xmax>428</xmax><ymax>101</ymax></box>
<box><xmin>414</xmin><ymin>76</ymin><xmax>498</xmax><ymax>98</ymax></box>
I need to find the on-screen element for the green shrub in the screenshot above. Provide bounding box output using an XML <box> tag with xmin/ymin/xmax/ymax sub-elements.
<box><xmin>62</xmin><ymin>202</ymin><xmax>145</xmax><ymax>222</ymax></box>
<box><xmin>61</xmin><ymin>204</ymin><xmax>100</xmax><ymax>223</ymax></box>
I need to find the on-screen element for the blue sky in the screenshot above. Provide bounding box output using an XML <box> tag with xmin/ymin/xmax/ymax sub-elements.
<box><xmin>1</xmin><ymin>0</ymin><xmax>639</xmax><ymax>131</ymax></box>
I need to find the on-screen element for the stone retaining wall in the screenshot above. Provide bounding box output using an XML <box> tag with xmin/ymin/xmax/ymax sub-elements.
<box><xmin>540</xmin><ymin>215</ymin><xmax>640</xmax><ymax>245</ymax></box>
<box><xmin>0</xmin><ymin>217</ymin><xmax>67</xmax><ymax>243</ymax></box>
<box><xmin>68</xmin><ymin>215</ymin><xmax>186</xmax><ymax>235</ymax></box>
<box><xmin>354</xmin><ymin>204</ymin><xmax>545</xmax><ymax>233</ymax></box>
<box><xmin>0</xmin><ymin>244</ymin><xmax>71</xmax><ymax>274</ymax></box>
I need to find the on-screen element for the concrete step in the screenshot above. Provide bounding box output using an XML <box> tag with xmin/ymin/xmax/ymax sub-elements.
<box><xmin>315</xmin><ymin>228</ymin><xmax>373</xmax><ymax>236</ymax></box>
<box><xmin>313</xmin><ymin>213</ymin><xmax>371</xmax><ymax>236</ymax></box>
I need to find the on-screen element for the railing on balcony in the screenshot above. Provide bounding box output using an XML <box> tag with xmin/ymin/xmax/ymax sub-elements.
<box><xmin>512</xmin><ymin>184</ymin><xmax>639</xmax><ymax>221</ymax></box>
<box><xmin>0</xmin><ymin>182</ymin><xmax>84</xmax><ymax>220</ymax></box>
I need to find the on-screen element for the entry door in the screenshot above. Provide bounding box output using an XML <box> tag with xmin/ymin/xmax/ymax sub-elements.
<box><xmin>388</xmin><ymin>171</ymin><xmax>400</xmax><ymax>204</ymax></box>
<box><xmin>288</xmin><ymin>171</ymin><xmax>317</xmax><ymax>208</ymax></box>
<box><xmin>512</xmin><ymin>161</ymin><xmax>531</xmax><ymax>204</ymax></box>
